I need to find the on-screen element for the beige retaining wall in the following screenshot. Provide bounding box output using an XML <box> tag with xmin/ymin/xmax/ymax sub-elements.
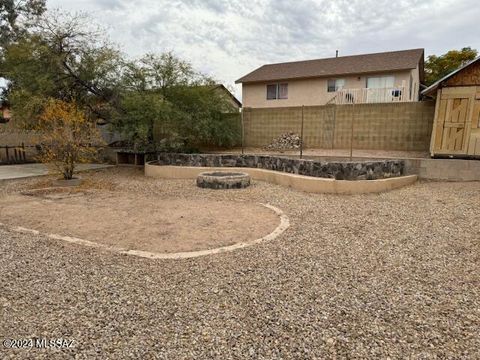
<box><xmin>145</xmin><ymin>162</ymin><xmax>418</xmax><ymax>195</ymax></box>
<box><xmin>405</xmin><ymin>158</ymin><xmax>480</xmax><ymax>181</ymax></box>
<box><xmin>243</xmin><ymin>102</ymin><xmax>435</xmax><ymax>151</ymax></box>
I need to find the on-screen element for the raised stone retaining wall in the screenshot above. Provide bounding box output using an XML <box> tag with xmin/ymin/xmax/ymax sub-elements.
<box><xmin>157</xmin><ymin>153</ymin><xmax>405</xmax><ymax>180</ymax></box>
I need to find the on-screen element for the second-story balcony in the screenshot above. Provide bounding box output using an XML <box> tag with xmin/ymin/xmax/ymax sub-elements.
<box><xmin>329</xmin><ymin>86</ymin><xmax>411</xmax><ymax>105</ymax></box>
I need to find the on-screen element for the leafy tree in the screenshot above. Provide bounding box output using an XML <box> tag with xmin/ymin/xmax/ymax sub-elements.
<box><xmin>113</xmin><ymin>53</ymin><xmax>240</xmax><ymax>151</ymax></box>
<box><xmin>2</xmin><ymin>11</ymin><xmax>124</xmax><ymax>126</ymax></box>
<box><xmin>0</xmin><ymin>0</ymin><xmax>46</xmax><ymax>100</ymax></box>
<box><xmin>141</xmin><ymin>53</ymin><xmax>198</xmax><ymax>96</ymax></box>
<box><xmin>165</xmin><ymin>85</ymin><xmax>240</xmax><ymax>148</ymax></box>
<box><xmin>2</xmin><ymin>8</ymin><xmax>240</xmax><ymax>152</ymax></box>
<box><xmin>112</xmin><ymin>91</ymin><xmax>172</xmax><ymax>150</ymax></box>
<box><xmin>36</xmin><ymin>98</ymin><xmax>103</xmax><ymax>180</ymax></box>
<box><xmin>0</xmin><ymin>0</ymin><xmax>46</xmax><ymax>47</ymax></box>
<box><xmin>425</xmin><ymin>47</ymin><xmax>478</xmax><ymax>85</ymax></box>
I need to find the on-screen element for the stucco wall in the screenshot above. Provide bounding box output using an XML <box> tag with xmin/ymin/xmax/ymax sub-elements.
<box><xmin>242</xmin><ymin>70</ymin><xmax>416</xmax><ymax>108</ymax></box>
<box><xmin>410</xmin><ymin>64</ymin><xmax>420</xmax><ymax>100</ymax></box>
<box><xmin>242</xmin><ymin>101</ymin><xmax>435</xmax><ymax>151</ymax></box>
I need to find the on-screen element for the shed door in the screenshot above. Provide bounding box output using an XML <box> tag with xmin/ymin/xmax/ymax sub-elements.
<box><xmin>430</xmin><ymin>87</ymin><xmax>476</xmax><ymax>155</ymax></box>
<box><xmin>466</xmin><ymin>88</ymin><xmax>480</xmax><ymax>155</ymax></box>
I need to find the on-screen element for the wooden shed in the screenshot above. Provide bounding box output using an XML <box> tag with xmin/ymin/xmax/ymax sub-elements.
<box><xmin>422</xmin><ymin>57</ymin><xmax>480</xmax><ymax>157</ymax></box>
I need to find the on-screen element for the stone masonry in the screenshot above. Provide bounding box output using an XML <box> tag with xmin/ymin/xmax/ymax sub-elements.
<box><xmin>157</xmin><ymin>153</ymin><xmax>405</xmax><ymax>180</ymax></box>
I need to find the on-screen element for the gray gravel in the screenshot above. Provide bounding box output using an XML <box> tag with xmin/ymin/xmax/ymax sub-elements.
<box><xmin>1</xmin><ymin>168</ymin><xmax>479</xmax><ymax>359</ymax></box>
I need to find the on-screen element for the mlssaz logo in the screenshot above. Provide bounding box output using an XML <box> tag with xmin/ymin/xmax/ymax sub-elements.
<box><xmin>34</xmin><ymin>338</ymin><xmax>75</xmax><ymax>349</ymax></box>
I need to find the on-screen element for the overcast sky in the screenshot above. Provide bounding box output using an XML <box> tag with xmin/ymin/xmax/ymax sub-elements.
<box><xmin>48</xmin><ymin>0</ymin><xmax>480</xmax><ymax>99</ymax></box>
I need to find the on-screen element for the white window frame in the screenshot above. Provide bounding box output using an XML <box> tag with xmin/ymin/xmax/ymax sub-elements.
<box><xmin>266</xmin><ymin>84</ymin><xmax>277</xmax><ymax>100</ymax></box>
<box><xmin>327</xmin><ymin>79</ymin><xmax>345</xmax><ymax>92</ymax></box>
<box><xmin>366</xmin><ymin>75</ymin><xmax>395</xmax><ymax>89</ymax></box>
<box><xmin>266</xmin><ymin>83</ymin><xmax>288</xmax><ymax>100</ymax></box>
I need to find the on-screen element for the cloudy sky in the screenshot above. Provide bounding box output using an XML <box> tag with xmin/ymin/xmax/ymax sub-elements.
<box><xmin>48</xmin><ymin>0</ymin><xmax>479</xmax><ymax>99</ymax></box>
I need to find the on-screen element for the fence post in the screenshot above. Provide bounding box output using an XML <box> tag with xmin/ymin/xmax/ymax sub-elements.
<box><xmin>5</xmin><ymin>145</ymin><xmax>9</xmax><ymax>163</ymax></box>
<box><xmin>331</xmin><ymin>104</ymin><xmax>337</xmax><ymax>150</ymax></box>
<box><xmin>241</xmin><ymin>109</ymin><xmax>245</xmax><ymax>155</ymax></box>
<box><xmin>22</xmin><ymin>142</ymin><xmax>26</xmax><ymax>162</ymax></box>
<box><xmin>300</xmin><ymin>105</ymin><xmax>304</xmax><ymax>159</ymax></box>
<box><xmin>350</xmin><ymin>104</ymin><xmax>355</xmax><ymax>160</ymax></box>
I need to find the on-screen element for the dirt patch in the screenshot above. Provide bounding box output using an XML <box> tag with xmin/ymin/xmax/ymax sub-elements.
<box><xmin>21</xmin><ymin>187</ymin><xmax>89</xmax><ymax>200</ymax></box>
<box><xmin>0</xmin><ymin>190</ymin><xmax>280</xmax><ymax>253</ymax></box>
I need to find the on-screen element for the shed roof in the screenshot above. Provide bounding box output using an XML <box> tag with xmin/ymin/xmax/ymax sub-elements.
<box><xmin>236</xmin><ymin>48</ymin><xmax>424</xmax><ymax>84</ymax></box>
<box><xmin>421</xmin><ymin>56</ymin><xmax>480</xmax><ymax>96</ymax></box>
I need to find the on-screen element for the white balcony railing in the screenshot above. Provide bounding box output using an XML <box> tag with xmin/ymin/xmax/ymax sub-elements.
<box><xmin>329</xmin><ymin>86</ymin><xmax>410</xmax><ymax>105</ymax></box>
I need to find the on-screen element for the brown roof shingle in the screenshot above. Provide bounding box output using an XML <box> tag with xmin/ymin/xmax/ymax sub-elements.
<box><xmin>236</xmin><ymin>48</ymin><xmax>424</xmax><ymax>84</ymax></box>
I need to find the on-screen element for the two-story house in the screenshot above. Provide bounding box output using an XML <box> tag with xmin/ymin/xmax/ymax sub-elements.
<box><xmin>236</xmin><ymin>48</ymin><xmax>424</xmax><ymax>108</ymax></box>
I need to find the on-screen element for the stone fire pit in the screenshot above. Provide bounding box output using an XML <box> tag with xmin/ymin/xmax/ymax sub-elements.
<box><xmin>197</xmin><ymin>171</ymin><xmax>251</xmax><ymax>189</ymax></box>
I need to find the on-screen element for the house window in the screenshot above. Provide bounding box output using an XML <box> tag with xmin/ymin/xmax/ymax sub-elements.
<box><xmin>366</xmin><ymin>76</ymin><xmax>394</xmax><ymax>89</ymax></box>
<box><xmin>266</xmin><ymin>84</ymin><xmax>277</xmax><ymax>100</ymax></box>
<box><xmin>327</xmin><ymin>79</ymin><xmax>345</xmax><ymax>92</ymax></box>
<box><xmin>266</xmin><ymin>83</ymin><xmax>288</xmax><ymax>100</ymax></box>
<box><xmin>278</xmin><ymin>83</ymin><xmax>288</xmax><ymax>99</ymax></box>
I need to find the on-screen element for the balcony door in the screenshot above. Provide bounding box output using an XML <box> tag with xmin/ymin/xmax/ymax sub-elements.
<box><xmin>366</xmin><ymin>76</ymin><xmax>395</xmax><ymax>103</ymax></box>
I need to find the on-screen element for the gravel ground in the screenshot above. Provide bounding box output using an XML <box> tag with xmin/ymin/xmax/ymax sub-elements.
<box><xmin>1</xmin><ymin>168</ymin><xmax>479</xmax><ymax>359</ymax></box>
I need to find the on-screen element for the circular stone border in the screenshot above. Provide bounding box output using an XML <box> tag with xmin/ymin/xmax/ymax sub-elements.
<box><xmin>197</xmin><ymin>171</ymin><xmax>251</xmax><ymax>189</ymax></box>
<box><xmin>0</xmin><ymin>203</ymin><xmax>289</xmax><ymax>260</ymax></box>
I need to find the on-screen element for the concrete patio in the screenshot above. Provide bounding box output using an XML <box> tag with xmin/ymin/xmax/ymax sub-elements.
<box><xmin>0</xmin><ymin>163</ymin><xmax>113</xmax><ymax>181</ymax></box>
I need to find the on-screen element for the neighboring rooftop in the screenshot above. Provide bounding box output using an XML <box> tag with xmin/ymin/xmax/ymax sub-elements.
<box><xmin>210</xmin><ymin>84</ymin><xmax>242</xmax><ymax>107</ymax></box>
<box><xmin>236</xmin><ymin>48</ymin><xmax>424</xmax><ymax>84</ymax></box>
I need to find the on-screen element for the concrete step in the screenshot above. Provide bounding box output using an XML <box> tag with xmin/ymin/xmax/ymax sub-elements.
<box><xmin>405</xmin><ymin>158</ymin><xmax>480</xmax><ymax>181</ymax></box>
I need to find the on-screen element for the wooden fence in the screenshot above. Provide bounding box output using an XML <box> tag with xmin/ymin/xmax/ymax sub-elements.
<box><xmin>0</xmin><ymin>143</ymin><xmax>35</xmax><ymax>164</ymax></box>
